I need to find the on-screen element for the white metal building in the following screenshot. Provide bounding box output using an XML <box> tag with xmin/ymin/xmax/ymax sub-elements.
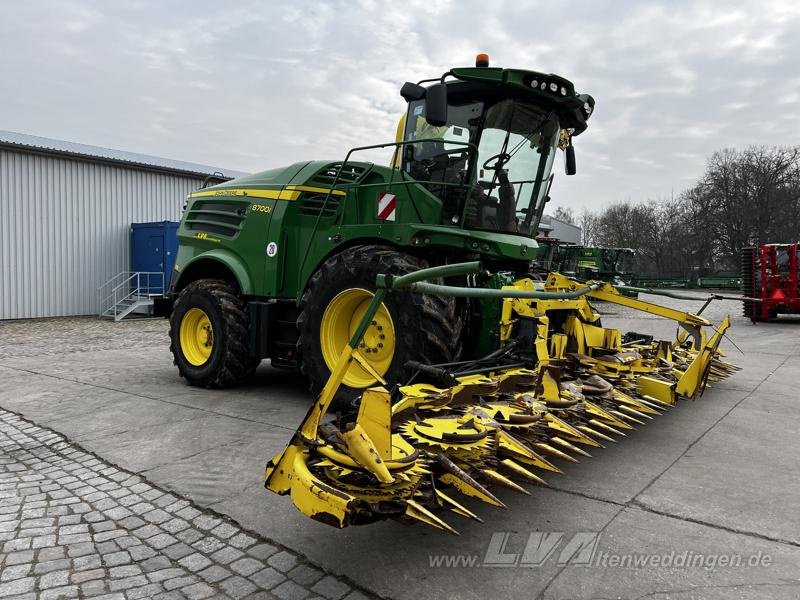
<box><xmin>538</xmin><ymin>214</ymin><xmax>582</xmax><ymax>244</ymax></box>
<box><xmin>0</xmin><ymin>131</ymin><xmax>246</xmax><ymax>320</ymax></box>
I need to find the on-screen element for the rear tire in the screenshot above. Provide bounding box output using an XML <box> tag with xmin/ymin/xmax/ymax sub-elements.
<box><xmin>297</xmin><ymin>245</ymin><xmax>463</xmax><ymax>403</ymax></box>
<box><xmin>170</xmin><ymin>279</ymin><xmax>259</xmax><ymax>388</ymax></box>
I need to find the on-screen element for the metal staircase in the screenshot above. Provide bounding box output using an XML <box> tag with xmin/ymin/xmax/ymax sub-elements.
<box><xmin>99</xmin><ymin>272</ymin><xmax>165</xmax><ymax>321</ymax></box>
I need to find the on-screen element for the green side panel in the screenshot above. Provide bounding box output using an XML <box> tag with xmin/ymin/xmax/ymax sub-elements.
<box><xmin>173</xmin><ymin>163</ymin><xmax>316</xmax><ymax>294</ymax></box>
<box><xmin>475</xmin><ymin>272</ymin><xmax>516</xmax><ymax>357</ymax></box>
<box><xmin>175</xmin><ymin>158</ymin><xmax>541</xmax><ymax>303</ymax></box>
<box><xmin>262</xmin><ymin>160</ymin><xmax>381</xmax><ymax>299</ymax></box>
<box><xmin>258</xmin><ymin>160</ymin><xmax>540</xmax><ymax>301</ymax></box>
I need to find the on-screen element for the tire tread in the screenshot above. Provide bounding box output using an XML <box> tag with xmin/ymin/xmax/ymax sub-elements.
<box><xmin>169</xmin><ymin>279</ymin><xmax>258</xmax><ymax>388</ymax></box>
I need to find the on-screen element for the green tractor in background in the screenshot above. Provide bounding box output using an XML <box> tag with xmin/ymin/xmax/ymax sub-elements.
<box><xmin>530</xmin><ymin>242</ymin><xmax>638</xmax><ymax>297</ymax></box>
<box><xmin>557</xmin><ymin>245</ymin><xmax>638</xmax><ymax>296</ymax></box>
<box><xmin>158</xmin><ymin>55</ymin><xmax>595</xmax><ymax>399</ymax></box>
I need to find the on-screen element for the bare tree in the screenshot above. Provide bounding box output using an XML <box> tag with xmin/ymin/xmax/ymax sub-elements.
<box><xmin>684</xmin><ymin>146</ymin><xmax>800</xmax><ymax>269</ymax></box>
<box><xmin>551</xmin><ymin>206</ymin><xmax>575</xmax><ymax>224</ymax></box>
<box><xmin>588</xmin><ymin>145</ymin><xmax>800</xmax><ymax>277</ymax></box>
<box><xmin>578</xmin><ymin>209</ymin><xmax>597</xmax><ymax>245</ymax></box>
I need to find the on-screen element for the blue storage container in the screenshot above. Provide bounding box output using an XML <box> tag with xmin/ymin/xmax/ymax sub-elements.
<box><xmin>130</xmin><ymin>221</ymin><xmax>179</xmax><ymax>294</ymax></box>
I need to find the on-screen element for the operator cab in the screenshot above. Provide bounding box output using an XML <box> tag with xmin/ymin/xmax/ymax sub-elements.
<box><xmin>398</xmin><ymin>54</ymin><xmax>594</xmax><ymax>240</ymax></box>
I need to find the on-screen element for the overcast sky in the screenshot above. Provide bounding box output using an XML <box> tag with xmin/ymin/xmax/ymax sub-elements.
<box><xmin>2</xmin><ymin>0</ymin><xmax>799</xmax><ymax>211</ymax></box>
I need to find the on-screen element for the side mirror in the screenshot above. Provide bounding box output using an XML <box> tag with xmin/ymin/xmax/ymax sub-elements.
<box><xmin>425</xmin><ymin>83</ymin><xmax>448</xmax><ymax>127</ymax></box>
<box><xmin>400</xmin><ymin>82</ymin><xmax>426</xmax><ymax>102</ymax></box>
<box><xmin>565</xmin><ymin>144</ymin><xmax>577</xmax><ymax>175</ymax></box>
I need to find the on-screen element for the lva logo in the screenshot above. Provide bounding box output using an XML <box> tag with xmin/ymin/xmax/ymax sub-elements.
<box><xmin>483</xmin><ymin>531</ymin><xmax>600</xmax><ymax>567</ymax></box>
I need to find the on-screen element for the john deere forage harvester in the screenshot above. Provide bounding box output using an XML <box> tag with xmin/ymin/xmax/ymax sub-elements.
<box><xmin>157</xmin><ymin>55</ymin><xmax>737</xmax><ymax>532</ymax></box>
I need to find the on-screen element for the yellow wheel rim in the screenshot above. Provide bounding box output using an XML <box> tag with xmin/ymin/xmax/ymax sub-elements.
<box><xmin>180</xmin><ymin>308</ymin><xmax>214</xmax><ymax>366</ymax></box>
<box><xmin>320</xmin><ymin>288</ymin><xmax>396</xmax><ymax>389</ymax></box>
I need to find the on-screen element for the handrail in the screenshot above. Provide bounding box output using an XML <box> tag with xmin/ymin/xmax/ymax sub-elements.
<box><xmin>297</xmin><ymin>138</ymin><xmax>479</xmax><ymax>286</ymax></box>
<box><xmin>99</xmin><ymin>271</ymin><xmax>165</xmax><ymax>319</ymax></box>
<box><xmin>97</xmin><ymin>271</ymin><xmax>135</xmax><ymax>292</ymax></box>
<box><xmin>100</xmin><ymin>271</ymin><xmax>163</xmax><ymax>300</ymax></box>
<box><xmin>99</xmin><ymin>271</ymin><xmax>163</xmax><ymax>292</ymax></box>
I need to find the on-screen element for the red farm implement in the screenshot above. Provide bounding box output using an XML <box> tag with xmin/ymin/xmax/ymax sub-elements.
<box><xmin>741</xmin><ymin>243</ymin><xmax>800</xmax><ymax>322</ymax></box>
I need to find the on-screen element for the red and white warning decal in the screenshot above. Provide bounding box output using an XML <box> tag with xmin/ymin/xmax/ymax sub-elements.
<box><xmin>377</xmin><ymin>192</ymin><xmax>397</xmax><ymax>221</ymax></box>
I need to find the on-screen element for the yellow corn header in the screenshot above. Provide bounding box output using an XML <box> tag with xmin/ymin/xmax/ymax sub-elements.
<box><xmin>265</xmin><ymin>262</ymin><xmax>736</xmax><ymax>533</ymax></box>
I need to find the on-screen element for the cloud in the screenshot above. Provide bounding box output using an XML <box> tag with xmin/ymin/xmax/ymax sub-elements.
<box><xmin>1</xmin><ymin>0</ymin><xmax>799</xmax><ymax>211</ymax></box>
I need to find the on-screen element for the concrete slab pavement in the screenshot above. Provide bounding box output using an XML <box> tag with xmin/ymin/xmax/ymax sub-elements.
<box><xmin>0</xmin><ymin>303</ymin><xmax>799</xmax><ymax>600</ymax></box>
<box><xmin>544</xmin><ymin>505</ymin><xmax>800</xmax><ymax>600</ymax></box>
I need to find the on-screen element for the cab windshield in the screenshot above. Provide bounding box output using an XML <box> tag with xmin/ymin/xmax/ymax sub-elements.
<box><xmin>401</xmin><ymin>98</ymin><xmax>558</xmax><ymax>238</ymax></box>
<box><xmin>468</xmin><ymin>100</ymin><xmax>558</xmax><ymax>237</ymax></box>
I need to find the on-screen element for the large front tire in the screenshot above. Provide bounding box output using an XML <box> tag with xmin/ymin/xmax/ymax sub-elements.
<box><xmin>297</xmin><ymin>246</ymin><xmax>462</xmax><ymax>402</ymax></box>
<box><xmin>169</xmin><ymin>279</ymin><xmax>259</xmax><ymax>388</ymax></box>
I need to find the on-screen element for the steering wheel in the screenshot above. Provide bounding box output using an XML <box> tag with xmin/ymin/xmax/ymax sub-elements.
<box><xmin>483</xmin><ymin>152</ymin><xmax>511</xmax><ymax>171</ymax></box>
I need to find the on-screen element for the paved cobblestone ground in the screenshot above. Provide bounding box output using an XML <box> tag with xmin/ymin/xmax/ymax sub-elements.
<box><xmin>0</xmin><ymin>318</ymin><xmax>166</xmax><ymax>360</ymax></box>
<box><xmin>0</xmin><ymin>409</ymin><xmax>366</xmax><ymax>600</ymax></box>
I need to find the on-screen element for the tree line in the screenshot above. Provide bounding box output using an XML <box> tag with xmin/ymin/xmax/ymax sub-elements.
<box><xmin>552</xmin><ymin>146</ymin><xmax>800</xmax><ymax>277</ymax></box>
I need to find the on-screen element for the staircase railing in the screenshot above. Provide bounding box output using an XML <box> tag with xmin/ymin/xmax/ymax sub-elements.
<box><xmin>98</xmin><ymin>271</ymin><xmax>165</xmax><ymax>320</ymax></box>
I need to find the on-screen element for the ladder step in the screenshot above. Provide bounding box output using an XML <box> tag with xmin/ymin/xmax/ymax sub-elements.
<box><xmin>99</xmin><ymin>270</ymin><xmax>163</xmax><ymax>321</ymax></box>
